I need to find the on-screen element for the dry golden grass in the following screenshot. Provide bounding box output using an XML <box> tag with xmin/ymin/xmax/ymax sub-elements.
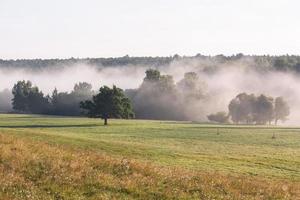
<box><xmin>0</xmin><ymin>133</ymin><xmax>299</xmax><ymax>200</ymax></box>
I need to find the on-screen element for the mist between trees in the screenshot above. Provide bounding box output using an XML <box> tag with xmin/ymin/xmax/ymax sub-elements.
<box><xmin>1</xmin><ymin>69</ymin><xmax>290</xmax><ymax>125</ymax></box>
<box><xmin>0</xmin><ymin>54</ymin><xmax>299</xmax><ymax>124</ymax></box>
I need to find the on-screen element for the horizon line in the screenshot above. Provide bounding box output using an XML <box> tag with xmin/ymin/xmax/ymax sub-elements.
<box><xmin>1</xmin><ymin>53</ymin><xmax>300</xmax><ymax>61</ymax></box>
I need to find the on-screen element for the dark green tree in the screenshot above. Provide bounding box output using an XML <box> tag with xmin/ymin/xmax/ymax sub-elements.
<box><xmin>12</xmin><ymin>80</ymin><xmax>32</xmax><ymax>112</ymax></box>
<box><xmin>12</xmin><ymin>80</ymin><xmax>49</xmax><ymax>114</ymax></box>
<box><xmin>27</xmin><ymin>87</ymin><xmax>50</xmax><ymax>113</ymax></box>
<box><xmin>80</xmin><ymin>85</ymin><xmax>134</xmax><ymax>125</ymax></box>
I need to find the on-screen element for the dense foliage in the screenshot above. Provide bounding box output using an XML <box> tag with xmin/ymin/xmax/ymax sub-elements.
<box><xmin>80</xmin><ymin>85</ymin><xmax>134</xmax><ymax>125</ymax></box>
<box><xmin>11</xmin><ymin>81</ymin><xmax>94</xmax><ymax>116</ymax></box>
<box><xmin>12</xmin><ymin>81</ymin><xmax>50</xmax><ymax>114</ymax></box>
<box><xmin>228</xmin><ymin>93</ymin><xmax>290</xmax><ymax>125</ymax></box>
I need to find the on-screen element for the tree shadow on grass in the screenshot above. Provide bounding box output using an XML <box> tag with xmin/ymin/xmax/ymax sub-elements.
<box><xmin>0</xmin><ymin>124</ymin><xmax>101</xmax><ymax>129</ymax></box>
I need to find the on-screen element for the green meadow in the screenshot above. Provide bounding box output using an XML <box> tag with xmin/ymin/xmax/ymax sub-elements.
<box><xmin>0</xmin><ymin>114</ymin><xmax>299</xmax><ymax>199</ymax></box>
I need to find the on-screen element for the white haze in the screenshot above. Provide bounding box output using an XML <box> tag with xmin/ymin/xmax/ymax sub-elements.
<box><xmin>0</xmin><ymin>65</ymin><xmax>146</xmax><ymax>94</ymax></box>
<box><xmin>0</xmin><ymin>60</ymin><xmax>299</xmax><ymax>125</ymax></box>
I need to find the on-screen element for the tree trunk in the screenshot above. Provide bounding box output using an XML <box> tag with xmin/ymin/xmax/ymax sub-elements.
<box><xmin>104</xmin><ymin>118</ymin><xmax>108</xmax><ymax>125</ymax></box>
<box><xmin>275</xmin><ymin>118</ymin><xmax>278</xmax><ymax>125</ymax></box>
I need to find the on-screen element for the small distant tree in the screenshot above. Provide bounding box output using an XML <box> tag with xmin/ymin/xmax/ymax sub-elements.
<box><xmin>80</xmin><ymin>85</ymin><xmax>134</xmax><ymax>125</ymax></box>
<box><xmin>207</xmin><ymin>112</ymin><xmax>229</xmax><ymax>123</ymax></box>
<box><xmin>144</xmin><ymin>69</ymin><xmax>160</xmax><ymax>82</ymax></box>
<box><xmin>72</xmin><ymin>82</ymin><xmax>93</xmax><ymax>96</ymax></box>
<box><xmin>274</xmin><ymin>97</ymin><xmax>290</xmax><ymax>125</ymax></box>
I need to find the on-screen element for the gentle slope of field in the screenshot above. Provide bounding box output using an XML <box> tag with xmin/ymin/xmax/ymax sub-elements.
<box><xmin>0</xmin><ymin>114</ymin><xmax>299</xmax><ymax>199</ymax></box>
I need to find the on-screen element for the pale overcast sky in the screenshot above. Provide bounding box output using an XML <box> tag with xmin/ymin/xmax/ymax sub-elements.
<box><xmin>0</xmin><ymin>0</ymin><xmax>299</xmax><ymax>59</ymax></box>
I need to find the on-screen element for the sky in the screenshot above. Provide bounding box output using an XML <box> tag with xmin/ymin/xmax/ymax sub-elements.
<box><xmin>0</xmin><ymin>0</ymin><xmax>299</xmax><ymax>59</ymax></box>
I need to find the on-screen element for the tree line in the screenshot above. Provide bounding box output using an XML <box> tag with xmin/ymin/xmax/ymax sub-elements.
<box><xmin>6</xmin><ymin>69</ymin><xmax>291</xmax><ymax>125</ymax></box>
<box><xmin>2</xmin><ymin>54</ymin><xmax>300</xmax><ymax>73</ymax></box>
<box><xmin>11</xmin><ymin>81</ymin><xmax>94</xmax><ymax>115</ymax></box>
<box><xmin>9</xmin><ymin>69</ymin><xmax>206</xmax><ymax>121</ymax></box>
<box><xmin>11</xmin><ymin>81</ymin><xmax>134</xmax><ymax>125</ymax></box>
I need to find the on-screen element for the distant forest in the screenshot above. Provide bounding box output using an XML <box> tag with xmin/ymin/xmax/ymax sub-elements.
<box><xmin>1</xmin><ymin>54</ymin><xmax>300</xmax><ymax>72</ymax></box>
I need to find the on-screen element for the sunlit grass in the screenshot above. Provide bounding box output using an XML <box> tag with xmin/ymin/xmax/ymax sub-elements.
<box><xmin>0</xmin><ymin>114</ymin><xmax>299</xmax><ymax>199</ymax></box>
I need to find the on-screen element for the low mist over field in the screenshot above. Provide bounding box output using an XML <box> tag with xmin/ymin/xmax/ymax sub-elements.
<box><xmin>0</xmin><ymin>55</ymin><xmax>299</xmax><ymax>124</ymax></box>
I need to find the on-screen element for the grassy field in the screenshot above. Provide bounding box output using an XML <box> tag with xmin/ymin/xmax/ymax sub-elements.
<box><xmin>0</xmin><ymin>114</ymin><xmax>299</xmax><ymax>199</ymax></box>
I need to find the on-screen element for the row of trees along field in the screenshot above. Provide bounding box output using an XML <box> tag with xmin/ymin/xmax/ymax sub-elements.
<box><xmin>10</xmin><ymin>69</ymin><xmax>207</xmax><ymax>121</ymax></box>
<box><xmin>9</xmin><ymin>69</ymin><xmax>290</xmax><ymax>125</ymax></box>
<box><xmin>11</xmin><ymin>81</ymin><xmax>134</xmax><ymax>125</ymax></box>
<box><xmin>208</xmin><ymin>93</ymin><xmax>290</xmax><ymax>125</ymax></box>
<box><xmin>12</xmin><ymin>81</ymin><xmax>94</xmax><ymax>116</ymax></box>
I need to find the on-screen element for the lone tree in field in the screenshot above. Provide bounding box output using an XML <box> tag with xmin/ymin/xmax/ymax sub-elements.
<box><xmin>80</xmin><ymin>85</ymin><xmax>134</xmax><ymax>125</ymax></box>
<box><xmin>274</xmin><ymin>97</ymin><xmax>290</xmax><ymax>125</ymax></box>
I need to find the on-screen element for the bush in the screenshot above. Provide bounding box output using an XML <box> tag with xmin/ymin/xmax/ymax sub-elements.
<box><xmin>207</xmin><ymin>112</ymin><xmax>229</xmax><ymax>123</ymax></box>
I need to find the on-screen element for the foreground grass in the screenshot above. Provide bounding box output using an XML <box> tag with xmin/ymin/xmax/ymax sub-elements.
<box><xmin>1</xmin><ymin>134</ymin><xmax>299</xmax><ymax>199</ymax></box>
<box><xmin>0</xmin><ymin>114</ymin><xmax>300</xmax><ymax>199</ymax></box>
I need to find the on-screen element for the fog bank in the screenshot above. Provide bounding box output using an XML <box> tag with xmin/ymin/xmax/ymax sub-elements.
<box><xmin>0</xmin><ymin>59</ymin><xmax>299</xmax><ymax>125</ymax></box>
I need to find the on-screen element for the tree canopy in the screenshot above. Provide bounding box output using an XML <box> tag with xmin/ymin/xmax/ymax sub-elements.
<box><xmin>80</xmin><ymin>85</ymin><xmax>134</xmax><ymax>125</ymax></box>
<box><xmin>228</xmin><ymin>93</ymin><xmax>289</xmax><ymax>125</ymax></box>
<box><xmin>12</xmin><ymin>80</ymin><xmax>50</xmax><ymax>114</ymax></box>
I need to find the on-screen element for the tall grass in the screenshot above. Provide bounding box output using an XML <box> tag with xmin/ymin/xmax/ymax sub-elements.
<box><xmin>0</xmin><ymin>134</ymin><xmax>299</xmax><ymax>200</ymax></box>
